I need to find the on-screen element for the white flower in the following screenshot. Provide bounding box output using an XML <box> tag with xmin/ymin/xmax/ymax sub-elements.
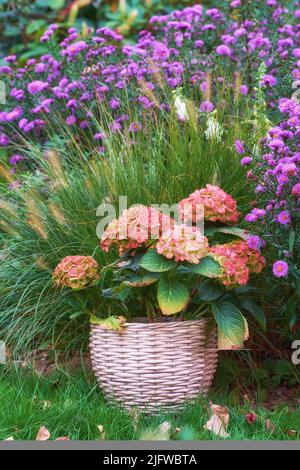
<box><xmin>172</xmin><ymin>89</ymin><xmax>189</xmax><ymax>121</ymax></box>
<box><xmin>205</xmin><ymin>112</ymin><xmax>224</xmax><ymax>142</ymax></box>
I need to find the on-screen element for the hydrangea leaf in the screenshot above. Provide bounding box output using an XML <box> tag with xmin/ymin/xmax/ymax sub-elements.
<box><xmin>239</xmin><ymin>297</ymin><xmax>266</xmax><ymax>332</ymax></box>
<box><xmin>140</xmin><ymin>250</ymin><xmax>176</xmax><ymax>273</ymax></box>
<box><xmin>122</xmin><ymin>273</ymin><xmax>159</xmax><ymax>288</ymax></box>
<box><xmin>157</xmin><ymin>278</ymin><xmax>189</xmax><ymax>315</ymax></box>
<box><xmin>213</xmin><ymin>227</ymin><xmax>249</xmax><ymax>240</ymax></box>
<box><xmin>187</xmin><ymin>257</ymin><xmax>222</xmax><ymax>278</ymax></box>
<box><xmin>90</xmin><ymin>315</ymin><xmax>126</xmax><ymax>332</ymax></box>
<box><xmin>198</xmin><ymin>279</ymin><xmax>224</xmax><ymax>302</ymax></box>
<box><xmin>212</xmin><ymin>301</ymin><xmax>249</xmax><ymax>350</ymax></box>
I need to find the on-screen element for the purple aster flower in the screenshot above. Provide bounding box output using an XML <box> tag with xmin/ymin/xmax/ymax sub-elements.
<box><xmin>277</xmin><ymin>210</ymin><xmax>291</xmax><ymax>225</ymax></box>
<box><xmin>240</xmin><ymin>85</ymin><xmax>249</xmax><ymax>96</ymax></box>
<box><xmin>109</xmin><ymin>98</ymin><xmax>120</xmax><ymax>110</ymax></box>
<box><xmin>216</xmin><ymin>45</ymin><xmax>231</xmax><ymax>56</ymax></box>
<box><xmin>94</xmin><ymin>133</ymin><xmax>104</xmax><ymax>141</ymax></box>
<box><xmin>9</xmin><ymin>154</ymin><xmax>24</xmax><ymax>165</ymax></box>
<box><xmin>245</xmin><ymin>213</ymin><xmax>258</xmax><ymax>223</ymax></box>
<box><xmin>200</xmin><ymin>101</ymin><xmax>214</xmax><ymax>113</ymax></box>
<box><xmin>0</xmin><ymin>66</ymin><xmax>12</xmax><ymax>75</ymax></box>
<box><xmin>292</xmin><ymin>183</ymin><xmax>300</xmax><ymax>198</ymax></box>
<box><xmin>235</xmin><ymin>139</ymin><xmax>245</xmax><ymax>155</ymax></box>
<box><xmin>247</xmin><ymin>235</ymin><xmax>263</xmax><ymax>251</ymax></box>
<box><xmin>66</xmin><ymin>115</ymin><xmax>77</xmax><ymax>126</ymax></box>
<box><xmin>27</xmin><ymin>80</ymin><xmax>49</xmax><ymax>95</ymax></box>
<box><xmin>10</xmin><ymin>88</ymin><xmax>25</xmax><ymax>101</ymax></box>
<box><xmin>261</xmin><ymin>74</ymin><xmax>277</xmax><ymax>87</ymax></box>
<box><xmin>79</xmin><ymin>121</ymin><xmax>88</xmax><ymax>129</ymax></box>
<box><xmin>0</xmin><ymin>133</ymin><xmax>9</xmax><ymax>146</ymax></box>
<box><xmin>241</xmin><ymin>156</ymin><xmax>252</xmax><ymax>166</ymax></box>
<box><xmin>63</xmin><ymin>41</ymin><xmax>87</xmax><ymax>58</ymax></box>
<box><xmin>293</xmin><ymin>48</ymin><xmax>300</xmax><ymax>58</ymax></box>
<box><xmin>129</xmin><ymin>122</ymin><xmax>142</xmax><ymax>133</ymax></box>
<box><xmin>272</xmin><ymin>261</ymin><xmax>289</xmax><ymax>278</ymax></box>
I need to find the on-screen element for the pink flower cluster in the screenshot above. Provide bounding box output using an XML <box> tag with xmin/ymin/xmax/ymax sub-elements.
<box><xmin>53</xmin><ymin>256</ymin><xmax>99</xmax><ymax>290</ymax></box>
<box><xmin>178</xmin><ymin>185</ymin><xmax>240</xmax><ymax>225</ymax></box>
<box><xmin>156</xmin><ymin>225</ymin><xmax>209</xmax><ymax>264</ymax></box>
<box><xmin>209</xmin><ymin>241</ymin><xmax>266</xmax><ymax>287</ymax></box>
<box><xmin>100</xmin><ymin>205</ymin><xmax>173</xmax><ymax>254</ymax></box>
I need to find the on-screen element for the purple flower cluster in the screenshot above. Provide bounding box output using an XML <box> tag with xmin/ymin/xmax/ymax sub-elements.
<box><xmin>1</xmin><ymin>2</ymin><xmax>300</xmax><ymax>169</ymax></box>
<box><xmin>244</xmin><ymin>99</ymin><xmax>300</xmax><ymax>279</ymax></box>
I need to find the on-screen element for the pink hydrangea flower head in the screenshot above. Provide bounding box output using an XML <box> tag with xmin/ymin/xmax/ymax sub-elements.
<box><xmin>100</xmin><ymin>205</ymin><xmax>174</xmax><ymax>254</ymax></box>
<box><xmin>209</xmin><ymin>241</ymin><xmax>265</xmax><ymax>287</ymax></box>
<box><xmin>156</xmin><ymin>225</ymin><xmax>209</xmax><ymax>264</ymax></box>
<box><xmin>178</xmin><ymin>185</ymin><xmax>240</xmax><ymax>225</ymax></box>
<box><xmin>53</xmin><ymin>256</ymin><xmax>99</xmax><ymax>290</ymax></box>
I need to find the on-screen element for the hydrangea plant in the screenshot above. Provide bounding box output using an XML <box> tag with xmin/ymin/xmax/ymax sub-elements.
<box><xmin>53</xmin><ymin>186</ymin><xmax>266</xmax><ymax>350</ymax></box>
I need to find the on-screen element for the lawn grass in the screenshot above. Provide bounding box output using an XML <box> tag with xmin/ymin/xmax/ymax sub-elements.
<box><xmin>0</xmin><ymin>367</ymin><xmax>299</xmax><ymax>441</ymax></box>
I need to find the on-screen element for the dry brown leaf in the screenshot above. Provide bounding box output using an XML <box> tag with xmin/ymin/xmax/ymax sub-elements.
<box><xmin>286</xmin><ymin>429</ymin><xmax>297</xmax><ymax>437</ymax></box>
<box><xmin>204</xmin><ymin>404</ymin><xmax>230</xmax><ymax>439</ymax></box>
<box><xmin>36</xmin><ymin>426</ymin><xmax>51</xmax><ymax>441</ymax></box>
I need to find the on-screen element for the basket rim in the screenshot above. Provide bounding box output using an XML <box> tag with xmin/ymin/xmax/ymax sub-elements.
<box><xmin>90</xmin><ymin>316</ymin><xmax>214</xmax><ymax>329</ymax></box>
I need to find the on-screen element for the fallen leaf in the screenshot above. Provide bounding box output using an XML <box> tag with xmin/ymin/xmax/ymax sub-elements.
<box><xmin>4</xmin><ymin>437</ymin><xmax>14</xmax><ymax>441</ymax></box>
<box><xmin>204</xmin><ymin>404</ymin><xmax>230</xmax><ymax>439</ymax></box>
<box><xmin>36</xmin><ymin>426</ymin><xmax>51</xmax><ymax>441</ymax></box>
<box><xmin>158</xmin><ymin>421</ymin><xmax>172</xmax><ymax>434</ymax></box>
<box><xmin>97</xmin><ymin>425</ymin><xmax>106</xmax><ymax>440</ymax></box>
<box><xmin>55</xmin><ymin>436</ymin><xmax>70</xmax><ymax>441</ymax></box>
<box><xmin>246</xmin><ymin>413</ymin><xmax>257</xmax><ymax>424</ymax></box>
<box><xmin>265</xmin><ymin>419</ymin><xmax>275</xmax><ymax>433</ymax></box>
<box><xmin>286</xmin><ymin>429</ymin><xmax>297</xmax><ymax>437</ymax></box>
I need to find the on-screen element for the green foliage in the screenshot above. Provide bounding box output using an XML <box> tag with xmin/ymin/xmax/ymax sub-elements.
<box><xmin>212</xmin><ymin>301</ymin><xmax>247</xmax><ymax>348</ymax></box>
<box><xmin>0</xmin><ymin>367</ymin><xmax>299</xmax><ymax>441</ymax></box>
<box><xmin>140</xmin><ymin>251</ymin><xmax>176</xmax><ymax>273</ymax></box>
<box><xmin>157</xmin><ymin>278</ymin><xmax>189</xmax><ymax>316</ymax></box>
<box><xmin>186</xmin><ymin>257</ymin><xmax>222</xmax><ymax>278</ymax></box>
<box><xmin>0</xmin><ymin>0</ymin><xmax>195</xmax><ymax>58</ymax></box>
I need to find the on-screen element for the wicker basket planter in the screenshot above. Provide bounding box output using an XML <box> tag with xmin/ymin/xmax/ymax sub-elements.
<box><xmin>90</xmin><ymin>318</ymin><xmax>218</xmax><ymax>413</ymax></box>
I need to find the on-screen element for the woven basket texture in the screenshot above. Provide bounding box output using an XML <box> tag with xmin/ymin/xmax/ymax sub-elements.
<box><xmin>90</xmin><ymin>318</ymin><xmax>218</xmax><ymax>413</ymax></box>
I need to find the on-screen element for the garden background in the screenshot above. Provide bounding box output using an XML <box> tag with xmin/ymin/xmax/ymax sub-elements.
<box><xmin>0</xmin><ymin>0</ymin><xmax>299</xmax><ymax>441</ymax></box>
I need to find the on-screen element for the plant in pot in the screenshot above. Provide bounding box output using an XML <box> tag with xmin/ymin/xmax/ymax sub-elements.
<box><xmin>53</xmin><ymin>186</ymin><xmax>266</xmax><ymax>412</ymax></box>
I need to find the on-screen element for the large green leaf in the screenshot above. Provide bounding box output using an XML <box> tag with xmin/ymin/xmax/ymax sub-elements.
<box><xmin>198</xmin><ymin>279</ymin><xmax>224</xmax><ymax>302</ymax></box>
<box><xmin>240</xmin><ymin>298</ymin><xmax>266</xmax><ymax>331</ymax></box>
<box><xmin>26</xmin><ymin>20</ymin><xmax>47</xmax><ymax>35</ymax></box>
<box><xmin>140</xmin><ymin>250</ymin><xmax>176</xmax><ymax>273</ymax></box>
<box><xmin>212</xmin><ymin>301</ymin><xmax>248</xmax><ymax>350</ymax></box>
<box><xmin>187</xmin><ymin>257</ymin><xmax>222</xmax><ymax>278</ymax></box>
<box><xmin>157</xmin><ymin>278</ymin><xmax>189</xmax><ymax>316</ymax></box>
